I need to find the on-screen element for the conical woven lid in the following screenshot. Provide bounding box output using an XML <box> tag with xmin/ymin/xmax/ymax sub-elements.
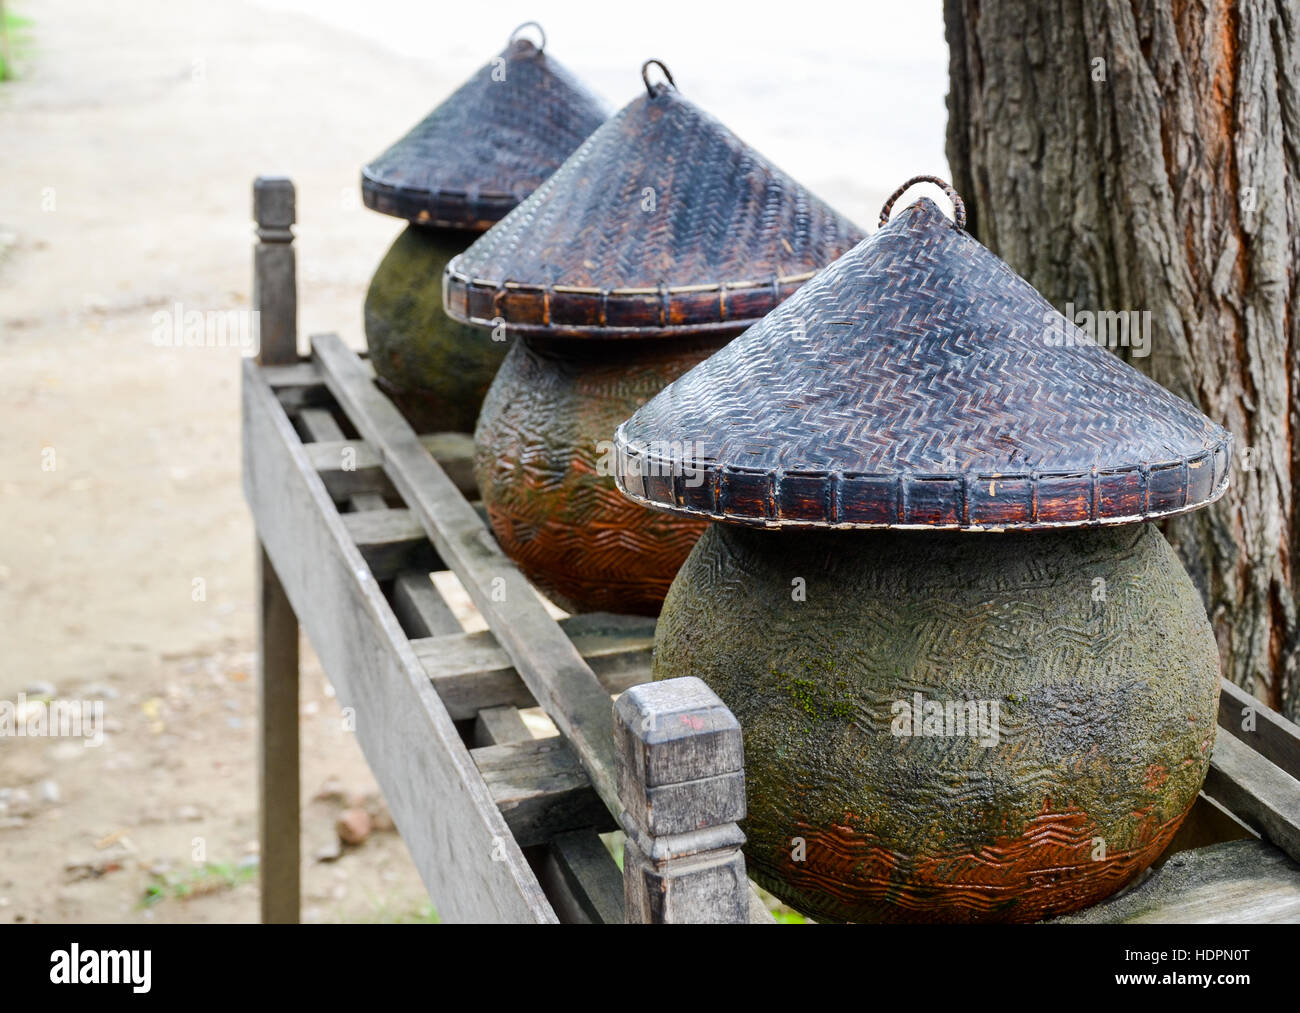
<box><xmin>361</xmin><ymin>24</ymin><xmax>607</xmax><ymax>230</ymax></box>
<box><xmin>614</xmin><ymin>179</ymin><xmax>1233</xmax><ymax>530</ymax></box>
<box><xmin>442</xmin><ymin>62</ymin><xmax>865</xmax><ymax>338</ymax></box>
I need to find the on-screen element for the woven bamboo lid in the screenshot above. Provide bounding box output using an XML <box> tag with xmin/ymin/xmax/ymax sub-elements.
<box><xmin>613</xmin><ymin>177</ymin><xmax>1233</xmax><ymax>530</ymax></box>
<box><xmin>442</xmin><ymin>61</ymin><xmax>865</xmax><ymax>338</ymax></box>
<box><xmin>361</xmin><ymin>23</ymin><xmax>607</xmax><ymax>230</ymax></box>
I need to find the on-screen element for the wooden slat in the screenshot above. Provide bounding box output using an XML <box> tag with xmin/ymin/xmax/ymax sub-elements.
<box><xmin>297</xmin><ymin>408</ymin><xmax>387</xmax><ymax>512</ymax></box>
<box><xmin>1217</xmin><ymin>677</ymin><xmax>1300</xmax><ymax>782</ymax></box>
<box><xmin>242</xmin><ymin>358</ymin><xmax>554</xmax><ymax>922</ymax></box>
<box><xmin>473</xmin><ymin>736</ymin><xmax>616</xmax><ymax>847</ymax></box>
<box><xmin>313</xmin><ymin>333</ymin><xmax>623</xmax><ymax>816</ymax></box>
<box><xmin>391</xmin><ymin>572</ymin><xmax>461</xmax><ymax>639</ymax></box>
<box><xmin>537</xmin><ymin>831</ymin><xmax>625</xmax><ymax>925</ymax></box>
<box><xmin>304</xmin><ymin>434</ymin><xmax>479</xmax><ymax>503</ymax></box>
<box><xmin>414</xmin><ymin>613</ymin><xmax>654</xmax><ymax>720</ymax></box>
<box><xmin>1203</xmin><ymin>730</ymin><xmax>1300</xmax><ymax>863</ymax></box>
<box><xmin>1057</xmin><ymin>839</ymin><xmax>1300</xmax><ymax>923</ymax></box>
<box><xmin>472</xmin><ymin>705</ymin><xmax>626</xmax><ymax>923</ymax></box>
<box><xmin>341</xmin><ymin>509</ymin><xmax>438</xmax><ymax>579</ymax></box>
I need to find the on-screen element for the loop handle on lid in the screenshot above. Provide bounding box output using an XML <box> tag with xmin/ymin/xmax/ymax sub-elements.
<box><xmin>508</xmin><ymin>21</ymin><xmax>546</xmax><ymax>52</ymax></box>
<box><xmin>641</xmin><ymin>59</ymin><xmax>676</xmax><ymax>97</ymax></box>
<box><xmin>879</xmin><ymin>175</ymin><xmax>966</xmax><ymax>231</ymax></box>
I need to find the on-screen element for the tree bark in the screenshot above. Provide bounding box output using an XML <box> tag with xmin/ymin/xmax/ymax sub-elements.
<box><xmin>945</xmin><ymin>0</ymin><xmax>1300</xmax><ymax>718</ymax></box>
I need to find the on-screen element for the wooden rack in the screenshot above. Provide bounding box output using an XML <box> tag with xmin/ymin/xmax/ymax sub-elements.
<box><xmin>243</xmin><ymin>176</ymin><xmax>1300</xmax><ymax>924</ymax></box>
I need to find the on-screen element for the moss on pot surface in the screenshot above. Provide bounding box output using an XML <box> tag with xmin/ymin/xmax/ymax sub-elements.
<box><xmin>364</xmin><ymin>225</ymin><xmax>509</xmax><ymax>434</ymax></box>
<box><xmin>653</xmin><ymin>522</ymin><xmax>1221</xmax><ymax>923</ymax></box>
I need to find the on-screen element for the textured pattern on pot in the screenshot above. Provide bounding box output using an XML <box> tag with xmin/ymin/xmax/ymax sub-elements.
<box><xmin>453</xmin><ymin>63</ymin><xmax>865</xmax><ymax>614</ymax></box>
<box><xmin>615</xmin><ymin>176</ymin><xmax>1232</xmax><ymax>920</ymax></box>
<box><xmin>361</xmin><ymin>23</ymin><xmax>608</xmax><ymax>433</ymax></box>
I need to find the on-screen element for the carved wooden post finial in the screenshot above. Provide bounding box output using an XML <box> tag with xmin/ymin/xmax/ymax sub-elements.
<box><xmin>253</xmin><ymin>176</ymin><xmax>297</xmax><ymax>365</ymax></box>
<box><xmin>613</xmin><ymin>676</ymin><xmax>749</xmax><ymax>923</ymax></box>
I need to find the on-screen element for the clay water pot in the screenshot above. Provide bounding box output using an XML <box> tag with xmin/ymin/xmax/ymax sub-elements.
<box><xmin>364</xmin><ymin>227</ymin><xmax>506</xmax><ymax>434</ymax></box>
<box><xmin>653</xmin><ymin>522</ymin><xmax>1220</xmax><ymax>923</ymax></box>
<box><xmin>474</xmin><ymin>335</ymin><xmax>725</xmax><ymax>615</ymax></box>
<box><xmin>615</xmin><ymin>176</ymin><xmax>1234</xmax><ymax>918</ymax></box>
<box><xmin>447</xmin><ymin>62</ymin><xmax>864</xmax><ymax>614</ymax></box>
<box><xmin>360</xmin><ymin>23</ymin><xmax>606</xmax><ymax>432</ymax></box>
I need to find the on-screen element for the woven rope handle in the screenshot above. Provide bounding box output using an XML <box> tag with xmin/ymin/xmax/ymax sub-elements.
<box><xmin>509</xmin><ymin>21</ymin><xmax>546</xmax><ymax>52</ymax></box>
<box><xmin>879</xmin><ymin>175</ymin><xmax>966</xmax><ymax>231</ymax></box>
<box><xmin>642</xmin><ymin>59</ymin><xmax>676</xmax><ymax>97</ymax></box>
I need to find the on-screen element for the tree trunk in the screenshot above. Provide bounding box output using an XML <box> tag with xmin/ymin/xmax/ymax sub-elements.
<box><xmin>945</xmin><ymin>0</ymin><xmax>1300</xmax><ymax>719</ymax></box>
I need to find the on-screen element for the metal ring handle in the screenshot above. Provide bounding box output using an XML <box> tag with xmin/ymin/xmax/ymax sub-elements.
<box><xmin>641</xmin><ymin>59</ymin><xmax>676</xmax><ymax>97</ymax></box>
<box><xmin>508</xmin><ymin>21</ymin><xmax>546</xmax><ymax>52</ymax></box>
<box><xmin>879</xmin><ymin>175</ymin><xmax>966</xmax><ymax>231</ymax></box>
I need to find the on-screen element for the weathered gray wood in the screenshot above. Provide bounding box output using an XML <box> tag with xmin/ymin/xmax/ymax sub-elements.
<box><xmin>295</xmin><ymin>408</ymin><xmax>387</xmax><ymax>512</ymax></box>
<box><xmin>536</xmin><ymin>831</ymin><xmax>625</xmax><ymax>925</ymax></box>
<box><xmin>471</xmin><ymin>704</ymin><xmax>625</xmax><ymax>923</ymax></box>
<box><xmin>474</xmin><ymin>705</ymin><xmax>533</xmax><ymax>747</ymax></box>
<box><xmin>1160</xmin><ymin>792</ymin><xmax>1257</xmax><ymax>859</ymax></box>
<box><xmin>312</xmin><ymin>333</ymin><xmax>622</xmax><ymax>816</ymax></box>
<box><xmin>391</xmin><ymin>572</ymin><xmax>461</xmax><ymax>640</ymax></box>
<box><xmin>340</xmin><ymin>509</ymin><xmax>438</xmax><ymax>579</ymax></box>
<box><xmin>1203</xmin><ymin>730</ymin><xmax>1300</xmax><ymax>864</ymax></box>
<box><xmin>614</xmin><ymin>678</ymin><xmax>750</xmax><ymax>923</ymax></box>
<box><xmin>243</xmin><ymin>358</ymin><xmax>554</xmax><ymax>922</ymax></box>
<box><xmin>1218</xmin><ymin>678</ymin><xmax>1300</xmax><ymax>782</ymax></box>
<box><xmin>472</xmin><ymin>736</ymin><xmax>615</xmax><ymax>847</ymax></box>
<box><xmin>257</xmin><ymin>543</ymin><xmax>300</xmax><ymax>924</ymax></box>
<box><xmin>414</xmin><ymin>613</ymin><xmax>655</xmax><ymax>720</ymax></box>
<box><xmin>304</xmin><ymin>435</ymin><xmax>479</xmax><ymax>504</ymax></box>
<box><xmin>253</xmin><ymin>177</ymin><xmax>297</xmax><ymax>366</ymax></box>
<box><xmin>1056</xmin><ymin>839</ymin><xmax>1300</xmax><ymax>924</ymax></box>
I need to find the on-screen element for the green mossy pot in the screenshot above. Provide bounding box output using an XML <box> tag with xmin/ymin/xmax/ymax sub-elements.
<box><xmin>364</xmin><ymin>225</ymin><xmax>510</xmax><ymax>433</ymax></box>
<box><xmin>653</xmin><ymin>522</ymin><xmax>1221</xmax><ymax>923</ymax></box>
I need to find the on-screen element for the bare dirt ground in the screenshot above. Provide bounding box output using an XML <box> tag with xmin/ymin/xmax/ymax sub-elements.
<box><xmin>0</xmin><ymin>0</ymin><xmax>461</xmax><ymax>922</ymax></box>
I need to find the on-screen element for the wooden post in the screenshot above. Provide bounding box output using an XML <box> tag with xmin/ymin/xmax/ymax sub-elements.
<box><xmin>254</xmin><ymin>176</ymin><xmax>297</xmax><ymax>366</ymax></box>
<box><xmin>613</xmin><ymin>677</ymin><xmax>749</xmax><ymax>923</ymax></box>
<box><xmin>254</xmin><ymin>176</ymin><xmax>300</xmax><ymax>923</ymax></box>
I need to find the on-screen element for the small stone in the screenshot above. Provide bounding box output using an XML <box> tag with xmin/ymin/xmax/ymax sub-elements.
<box><xmin>175</xmin><ymin>805</ymin><xmax>202</xmax><ymax>822</ymax></box>
<box><xmin>24</xmin><ymin>681</ymin><xmax>56</xmax><ymax>698</ymax></box>
<box><xmin>82</xmin><ymin>683</ymin><xmax>121</xmax><ymax>700</ymax></box>
<box><xmin>237</xmin><ymin>854</ymin><xmax>259</xmax><ymax>871</ymax></box>
<box><xmin>314</xmin><ymin>838</ymin><xmax>342</xmax><ymax>863</ymax></box>
<box><xmin>336</xmin><ymin>808</ymin><xmax>372</xmax><ymax>847</ymax></box>
<box><xmin>38</xmin><ymin>780</ymin><xmax>59</xmax><ymax>803</ymax></box>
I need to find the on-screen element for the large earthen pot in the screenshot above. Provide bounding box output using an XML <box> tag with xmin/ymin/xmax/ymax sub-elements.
<box><xmin>446</xmin><ymin>62</ymin><xmax>864</xmax><ymax>614</ymax></box>
<box><xmin>615</xmin><ymin>176</ymin><xmax>1234</xmax><ymax>918</ymax></box>
<box><xmin>364</xmin><ymin>227</ymin><xmax>507</xmax><ymax>433</ymax></box>
<box><xmin>474</xmin><ymin>335</ymin><xmax>727</xmax><ymax>614</ymax></box>
<box><xmin>654</xmin><ymin>522</ymin><xmax>1220</xmax><ymax>923</ymax></box>
<box><xmin>359</xmin><ymin>23</ymin><xmax>606</xmax><ymax>432</ymax></box>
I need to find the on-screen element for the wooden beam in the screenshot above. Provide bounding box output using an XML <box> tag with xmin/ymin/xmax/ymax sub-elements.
<box><xmin>413</xmin><ymin>613</ymin><xmax>654</xmax><ymax>720</ymax></box>
<box><xmin>256</xmin><ymin>544</ymin><xmax>300</xmax><ymax>923</ymax></box>
<box><xmin>1203</xmin><ymin>730</ymin><xmax>1300</xmax><ymax>864</ymax></box>
<box><xmin>312</xmin><ymin>333</ymin><xmax>623</xmax><ymax>817</ymax></box>
<box><xmin>1217</xmin><ymin>677</ymin><xmax>1300</xmax><ymax>782</ymax></box>
<box><xmin>340</xmin><ymin>509</ymin><xmax>439</xmax><ymax>579</ymax></box>
<box><xmin>472</xmin><ymin>735</ymin><xmax>615</xmax><ymax>847</ymax></box>
<box><xmin>243</xmin><ymin>358</ymin><xmax>554</xmax><ymax>922</ymax></box>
